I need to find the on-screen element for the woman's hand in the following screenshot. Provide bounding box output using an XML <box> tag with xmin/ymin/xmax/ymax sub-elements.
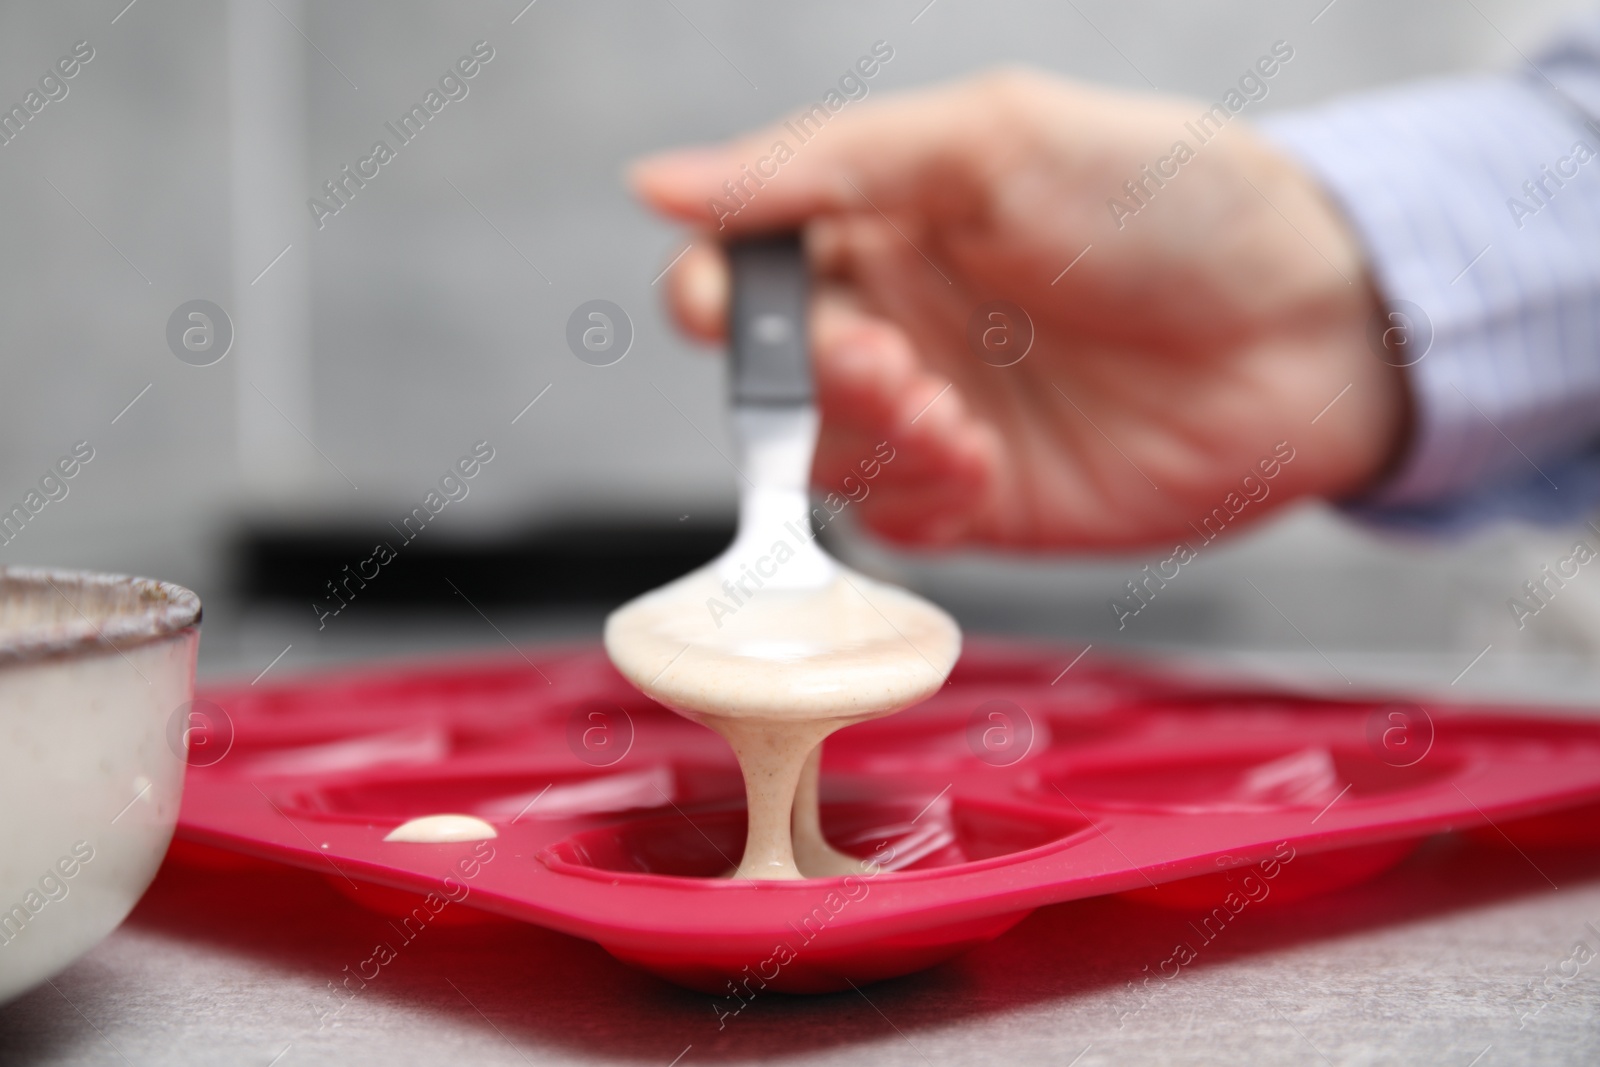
<box><xmin>632</xmin><ymin>69</ymin><xmax>1408</xmax><ymax>551</ymax></box>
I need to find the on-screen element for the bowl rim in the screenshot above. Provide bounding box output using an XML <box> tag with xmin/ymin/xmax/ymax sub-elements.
<box><xmin>0</xmin><ymin>566</ymin><xmax>201</xmax><ymax>667</ymax></box>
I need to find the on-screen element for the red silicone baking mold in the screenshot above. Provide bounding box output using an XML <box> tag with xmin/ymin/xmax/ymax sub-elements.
<box><xmin>174</xmin><ymin>640</ymin><xmax>1600</xmax><ymax>993</ymax></box>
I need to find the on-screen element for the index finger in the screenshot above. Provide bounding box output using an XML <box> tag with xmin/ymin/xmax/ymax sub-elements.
<box><xmin>628</xmin><ymin>70</ymin><xmax>1012</xmax><ymax>234</ymax></box>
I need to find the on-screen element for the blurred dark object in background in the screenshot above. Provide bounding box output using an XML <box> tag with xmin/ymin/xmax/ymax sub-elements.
<box><xmin>235</xmin><ymin>519</ymin><xmax>734</xmax><ymax>607</ymax></box>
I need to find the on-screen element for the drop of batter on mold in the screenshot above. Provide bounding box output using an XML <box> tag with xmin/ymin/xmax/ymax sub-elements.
<box><xmin>384</xmin><ymin>813</ymin><xmax>498</xmax><ymax>843</ymax></box>
<box><xmin>604</xmin><ymin>234</ymin><xmax>961</xmax><ymax>881</ymax></box>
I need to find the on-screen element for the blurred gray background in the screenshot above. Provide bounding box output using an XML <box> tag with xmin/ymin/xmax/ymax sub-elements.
<box><xmin>2</xmin><ymin>0</ymin><xmax>1598</xmax><ymax>694</ymax></box>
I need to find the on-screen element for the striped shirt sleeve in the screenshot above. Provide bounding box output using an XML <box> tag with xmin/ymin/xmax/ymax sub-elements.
<box><xmin>1256</xmin><ymin>18</ymin><xmax>1600</xmax><ymax>532</ymax></box>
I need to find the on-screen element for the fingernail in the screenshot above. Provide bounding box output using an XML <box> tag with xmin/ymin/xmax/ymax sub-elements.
<box><xmin>629</xmin><ymin>148</ymin><xmax>726</xmax><ymax>187</ymax></box>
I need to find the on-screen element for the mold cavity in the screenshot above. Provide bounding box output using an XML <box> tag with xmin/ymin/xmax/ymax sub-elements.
<box><xmin>539</xmin><ymin>795</ymin><xmax>1089</xmax><ymax>880</ymax></box>
<box><xmin>238</xmin><ymin>723</ymin><xmax>449</xmax><ymax>778</ymax></box>
<box><xmin>281</xmin><ymin>764</ymin><xmax>745</xmax><ymax>824</ymax></box>
<box><xmin>828</xmin><ymin>706</ymin><xmax>1001</xmax><ymax>769</ymax></box>
<box><xmin>827</xmin><ymin>696</ymin><xmax>1135</xmax><ymax>772</ymax></box>
<box><xmin>1044</xmin><ymin>746</ymin><xmax>1461</xmax><ymax>814</ymax></box>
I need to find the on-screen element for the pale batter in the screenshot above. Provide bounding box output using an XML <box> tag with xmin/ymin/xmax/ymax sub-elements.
<box><xmin>607</xmin><ymin>234</ymin><xmax>960</xmax><ymax>880</ymax></box>
<box><xmin>384</xmin><ymin>813</ymin><xmax>498</xmax><ymax>843</ymax></box>
<box><xmin>606</xmin><ymin>564</ymin><xmax>958</xmax><ymax>879</ymax></box>
<box><xmin>605</xmin><ymin>407</ymin><xmax>960</xmax><ymax>880</ymax></box>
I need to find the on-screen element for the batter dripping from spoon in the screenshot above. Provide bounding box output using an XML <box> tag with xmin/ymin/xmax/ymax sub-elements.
<box><xmin>605</xmin><ymin>235</ymin><xmax>961</xmax><ymax>880</ymax></box>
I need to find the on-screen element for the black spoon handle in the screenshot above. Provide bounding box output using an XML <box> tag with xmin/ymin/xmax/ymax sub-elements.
<box><xmin>726</xmin><ymin>234</ymin><xmax>812</xmax><ymax>407</ymax></box>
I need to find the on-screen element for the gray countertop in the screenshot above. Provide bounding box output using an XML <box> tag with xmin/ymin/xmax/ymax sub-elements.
<box><xmin>4</xmin><ymin>837</ymin><xmax>1597</xmax><ymax>1066</ymax></box>
<box><xmin>4</xmin><ymin>620</ymin><xmax>1599</xmax><ymax>1066</ymax></box>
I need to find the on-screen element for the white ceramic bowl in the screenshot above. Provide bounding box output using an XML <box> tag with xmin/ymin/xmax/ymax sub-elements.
<box><xmin>0</xmin><ymin>567</ymin><xmax>200</xmax><ymax>1003</ymax></box>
